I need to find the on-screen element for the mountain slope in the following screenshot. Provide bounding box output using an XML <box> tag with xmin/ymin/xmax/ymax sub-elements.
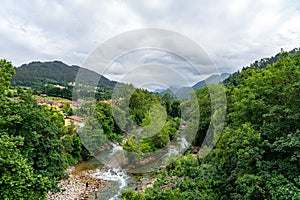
<box><xmin>11</xmin><ymin>61</ymin><xmax>116</xmax><ymax>88</ymax></box>
<box><xmin>158</xmin><ymin>73</ymin><xmax>229</xmax><ymax>99</ymax></box>
<box><xmin>192</xmin><ymin>73</ymin><xmax>229</xmax><ymax>90</ymax></box>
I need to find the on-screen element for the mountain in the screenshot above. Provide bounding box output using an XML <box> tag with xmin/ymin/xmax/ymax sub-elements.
<box><xmin>11</xmin><ymin>61</ymin><xmax>117</xmax><ymax>100</ymax></box>
<box><xmin>192</xmin><ymin>73</ymin><xmax>230</xmax><ymax>90</ymax></box>
<box><xmin>160</xmin><ymin>87</ymin><xmax>193</xmax><ymax>99</ymax></box>
<box><xmin>11</xmin><ymin>61</ymin><xmax>116</xmax><ymax>88</ymax></box>
<box><xmin>157</xmin><ymin>73</ymin><xmax>230</xmax><ymax>99</ymax></box>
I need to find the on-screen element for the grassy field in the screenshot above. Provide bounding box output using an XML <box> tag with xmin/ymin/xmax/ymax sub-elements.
<box><xmin>33</xmin><ymin>95</ymin><xmax>72</xmax><ymax>103</ymax></box>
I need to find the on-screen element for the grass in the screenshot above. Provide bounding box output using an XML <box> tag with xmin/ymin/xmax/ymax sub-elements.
<box><xmin>33</xmin><ymin>95</ymin><xmax>71</xmax><ymax>103</ymax></box>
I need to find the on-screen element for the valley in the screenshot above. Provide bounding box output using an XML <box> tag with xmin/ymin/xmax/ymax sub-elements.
<box><xmin>0</xmin><ymin>48</ymin><xmax>299</xmax><ymax>199</ymax></box>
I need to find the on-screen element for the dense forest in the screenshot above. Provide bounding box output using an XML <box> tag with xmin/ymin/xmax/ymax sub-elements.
<box><xmin>121</xmin><ymin>52</ymin><xmax>300</xmax><ymax>199</ymax></box>
<box><xmin>0</xmin><ymin>50</ymin><xmax>299</xmax><ymax>199</ymax></box>
<box><xmin>0</xmin><ymin>60</ymin><xmax>90</xmax><ymax>199</ymax></box>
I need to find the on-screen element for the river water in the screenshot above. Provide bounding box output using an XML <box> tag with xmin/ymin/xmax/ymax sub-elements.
<box><xmin>85</xmin><ymin>136</ymin><xmax>188</xmax><ymax>200</ymax></box>
<box><xmin>78</xmin><ymin>122</ymin><xmax>189</xmax><ymax>199</ymax></box>
<box><xmin>79</xmin><ymin>163</ymin><xmax>155</xmax><ymax>200</ymax></box>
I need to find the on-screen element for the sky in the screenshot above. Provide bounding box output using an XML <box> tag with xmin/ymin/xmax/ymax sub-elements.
<box><xmin>1</xmin><ymin>0</ymin><xmax>300</xmax><ymax>89</ymax></box>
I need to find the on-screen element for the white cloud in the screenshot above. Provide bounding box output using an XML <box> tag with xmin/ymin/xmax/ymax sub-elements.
<box><xmin>1</xmin><ymin>0</ymin><xmax>300</xmax><ymax>87</ymax></box>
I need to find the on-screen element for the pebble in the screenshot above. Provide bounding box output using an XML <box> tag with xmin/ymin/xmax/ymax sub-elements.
<box><xmin>47</xmin><ymin>167</ymin><xmax>105</xmax><ymax>200</ymax></box>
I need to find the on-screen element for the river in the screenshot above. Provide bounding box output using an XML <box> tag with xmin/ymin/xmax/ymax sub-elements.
<box><xmin>77</xmin><ymin>121</ymin><xmax>190</xmax><ymax>199</ymax></box>
<box><xmin>83</xmin><ymin>136</ymin><xmax>188</xmax><ymax>199</ymax></box>
<box><xmin>73</xmin><ymin>158</ymin><xmax>155</xmax><ymax>200</ymax></box>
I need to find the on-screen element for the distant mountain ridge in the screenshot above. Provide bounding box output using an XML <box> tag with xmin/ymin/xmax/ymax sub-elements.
<box><xmin>158</xmin><ymin>73</ymin><xmax>230</xmax><ymax>99</ymax></box>
<box><xmin>11</xmin><ymin>61</ymin><xmax>117</xmax><ymax>88</ymax></box>
<box><xmin>192</xmin><ymin>73</ymin><xmax>230</xmax><ymax>90</ymax></box>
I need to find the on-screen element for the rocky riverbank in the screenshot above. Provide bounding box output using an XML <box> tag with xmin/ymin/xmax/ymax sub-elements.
<box><xmin>47</xmin><ymin>167</ymin><xmax>106</xmax><ymax>200</ymax></box>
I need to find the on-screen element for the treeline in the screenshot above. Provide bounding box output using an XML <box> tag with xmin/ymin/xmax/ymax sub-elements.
<box><xmin>0</xmin><ymin>60</ymin><xmax>91</xmax><ymax>199</ymax></box>
<box><xmin>224</xmin><ymin>47</ymin><xmax>300</xmax><ymax>86</ymax></box>
<box><xmin>121</xmin><ymin>52</ymin><xmax>300</xmax><ymax>199</ymax></box>
<box><xmin>34</xmin><ymin>84</ymin><xmax>113</xmax><ymax>100</ymax></box>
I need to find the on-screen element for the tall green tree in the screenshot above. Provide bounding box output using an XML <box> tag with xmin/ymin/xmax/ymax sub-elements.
<box><xmin>0</xmin><ymin>59</ymin><xmax>66</xmax><ymax>194</ymax></box>
<box><xmin>0</xmin><ymin>59</ymin><xmax>15</xmax><ymax>94</ymax></box>
<box><xmin>0</xmin><ymin>133</ymin><xmax>50</xmax><ymax>199</ymax></box>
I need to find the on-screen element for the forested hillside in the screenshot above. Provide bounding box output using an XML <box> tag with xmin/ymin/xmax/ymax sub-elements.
<box><xmin>121</xmin><ymin>52</ymin><xmax>300</xmax><ymax>199</ymax></box>
<box><xmin>11</xmin><ymin>61</ymin><xmax>116</xmax><ymax>100</ymax></box>
<box><xmin>11</xmin><ymin>61</ymin><xmax>116</xmax><ymax>87</ymax></box>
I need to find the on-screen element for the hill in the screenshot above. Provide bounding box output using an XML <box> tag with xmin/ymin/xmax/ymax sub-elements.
<box><xmin>11</xmin><ymin>61</ymin><xmax>117</xmax><ymax>100</ymax></box>
<box><xmin>224</xmin><ymin>47</ymin><xmax>300</xmax><ymax>85</ymax></box>
<box><xmin>11</xmin><ymin>61</ymin><xmax>116</xmax><ymax>88</ymax></box>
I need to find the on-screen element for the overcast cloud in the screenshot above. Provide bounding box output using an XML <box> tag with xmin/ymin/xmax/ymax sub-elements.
<box><xmin>1</xmin><ymin>0</ymin><xmax>300</xmax><ymax>88</ymax></box>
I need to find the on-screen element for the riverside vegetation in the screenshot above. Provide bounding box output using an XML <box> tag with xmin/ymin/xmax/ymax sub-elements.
<box><xmin>121</xmin><ymin>52</ymin><xmax>300</xmax><ymax>199</ymax></box>
<box><xmin>0</xmin><ymin>50</ymin><xmax>299</xmax><ymax>199</ymax></box>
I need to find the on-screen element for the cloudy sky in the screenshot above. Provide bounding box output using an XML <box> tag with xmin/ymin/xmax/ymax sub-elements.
<box><xmin>1</xmin><ymin>0</ymin><xmax>300</xmax><ymax>89</ymax></box>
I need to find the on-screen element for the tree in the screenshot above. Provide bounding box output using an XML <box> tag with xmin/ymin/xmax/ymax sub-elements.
<box><xmin>60</xmin><ymin>102</ymin><xmax>73</xmax><ymax>116</ymax></box>
<box><xmin>123</xmin><ymin>52</ymin><xmax>300</xmax><ymax>199</ymax></box>
<box><xmin>0</xmin><ymin>59</ymin><xmax>66</xmax><ymax>192</ymax></box>
<box><xmin>0</xmin><ymin>133</ymin><xmax>50</xmax><ymax>199</ymax></box>
<box><xmin>0</xmin><ymin>59</ymin><xmax>15</xmax><ymax>94</ymax></box>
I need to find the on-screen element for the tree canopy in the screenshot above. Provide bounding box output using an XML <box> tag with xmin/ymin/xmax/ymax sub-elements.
<box><xmin>0</xmin><ymin>59</ymin><xmax>88</xmax><ymax>199</ymax></box>
<box><xmin>121</xmin><ymin>52</ymin><xmax>300</xmax><ymax>199</ymax></box>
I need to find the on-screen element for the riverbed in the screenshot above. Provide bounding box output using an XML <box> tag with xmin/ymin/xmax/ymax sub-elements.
<box><xmin>47</xmin><ymin>158</ymin><xmax>156</xmax><ymax>200</ymax></box>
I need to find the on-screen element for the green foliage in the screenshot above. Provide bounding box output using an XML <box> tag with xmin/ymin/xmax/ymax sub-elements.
<box><xmin>73</xmin><ymin>101</ymin><xmax>95</xmax><ymax>116</ymax></box>
<box><xmin>121</xmin><ymin>189</ymin><xmax>145</xmax><ymax>200</ymax></box>
<box><xmin>125</xmin><ymin>52</ymin><xmax>300</xmax><ymax>199</ymax></box>
<box><xmin>77</xmin><ymin>116</ymin><xmax>108</xmax><ymax>157</ymax></box>
<box><xmin>113</xmin><ymin>85</ymin><xmax>182</xmax><ymax>153</ymax></box>
<box><xmin>60</xmin><ymin>102</ymin><xmax>73</xmax><ymax>116</ymax></box>
<box><xmin>11</xmin><ymin>61</ymin><xmax>116</xmax><ymax>88</ymax></box>
<box><xmin>62</xmin><ymin>133</ymin><xmax>83</xmax><ymax>165</ymax></box>
<box><xmin>43</xmin><ymin>85</ymin><xmax>72</xmax><ymax>100</ymax></box>
<box><xmin>95</xmin><ymin>86</ymin><xmax>113</xmax><ymax>100</ymax></box>
<box><xmin>0</xmin><ymin>133</ymin><xmax>51</xmax><ymax>199</ymax></box>
<box><xmin>2</xmin><ymin>49</ymin><xmax>298</xmax><ymax>199</ymax></box>
<box><xmin>95</xmin><ymin>101</ymin><xmax>123</xmax><ymax>142</ymax></box>
<box><xmin>39</xmin><ymin>104</ymin><xmax>65</xmax><ymax>129</ymax></box>
<box><xmin>193</xmin><ymin>86</ymin><xmax>211</xmax><ymax>146</ymax></box>
<box><xmin>223</xmin><ymin>47</ymin><xmax>300</xmax><ymax>86</ymax></box>
<box><xmin>11</xmin><ymin>61</ymin><xmax>116</xmax><ymax>100</ymax></box>
<box><xmin>0</xmin><ymin>59</ymin><xmax>77</xmax><ymax>198</ymax></box>
<box><xmin>0</xmin><ymin>59</ymin><xmax>15</xmax><ymax>94</ymax></box>
<box><xmin>169</xmin><ymin>100</ymin><xmax>181</xmax><ymax>118</ymax></box>
<box><xmin>122</xmin><ymin>118</ymin><xmax>180</xmax><ymax>153</ymax></box>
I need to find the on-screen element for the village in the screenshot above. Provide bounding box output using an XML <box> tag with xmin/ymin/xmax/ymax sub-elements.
<box><xmin>36</xmin><ymin>97</ymin><xmax>112</xmax><ymax>127</ymax></box>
